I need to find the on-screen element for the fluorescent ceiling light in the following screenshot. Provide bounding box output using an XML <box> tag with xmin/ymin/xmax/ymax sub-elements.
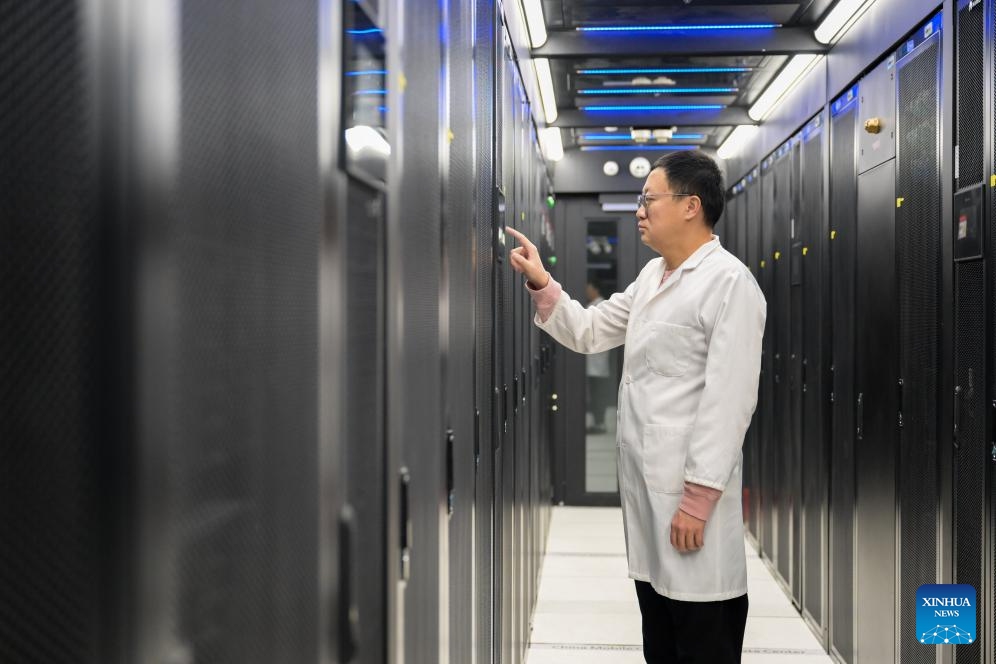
<box><xmin>582</xmin><ymin>145</ymin><xmax>696</xmax><ymax>152</ymax></box>
<box><xmin>577</xmin><ymin>87</ymin><xmax>738</xmax><ymax>95</ymax></box>
<box><xmin>577</xmin><ymin>24</ymin><xmax>780</xmax><ymax>33</ymax></box>
<box><xmin>815</xmin><ymin>0</ymin><xmax>876</xmax><ymax>44</ymax></box>
<box><xmin>520</xmin><ymin>0</ymin><xmax>548</xmax><ymax>47</ymax></box>
<box><xmin>581</xmin><ymin>133</ymin><xmax>704</xmax><ymax>141</ymax></box>
<box><xmin>717</xmin><ymin>125</ymin><xmax>758</xmax><ymax>160</ymax></box>
<box><xmin>539</xmin><ymin>127</ymin><xmax>564</xmax><ymax>161</ymax></box>
<box><xmin>578</xmin><ymin>67</ymin><xmax>751</xmax><ymax>75</ymax></box>
<box><xmin>533</xmin><ymin>58</ymin><xmax>558</xmax><ymax>123</ymax></box>
<box><xmin>748</xmin><ymin>54</ymin><xmax>821</xmax><ymax>121</ymax></box>
<box><xmin>583</xmin><ymin>104</ymin><xmax>725</xmax><ymax>112</ymax></box>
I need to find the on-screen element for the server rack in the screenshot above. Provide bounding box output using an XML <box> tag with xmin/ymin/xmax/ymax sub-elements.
<box><xmin>895</xmin><ymin>18</ymin><xmax>944</xmax><ymax>663</ymax></box>
<box><xmin>798</xmin><ymin>113</ymin><xmax>830</xmax><ymax>642</ymax></box>
<box><xmin>828</xmin><ymin>83</ymin><xmax>859</xmax><ymax>664</ymax></box>
<box><xmin>744</xmin><ymin>169</ymin><xmax>764</xmax><ymax>545</ymax></box>
<box><xmin>773</xmin><ymin>141</ymin><xmax>797</xmax><ymax>599</ymax></box>
<box><xmin>989</xmin><ymin>1</ymin><xmax>996</xmax><ymax>659</ymax></box>
<box><xmin>759</xmin><ymin>155</ymin><xmax>780</xmax><ymax>566</ymax></box>
<box><xmin>954</xmin><ymin>2</ymin><xmax>990</xmax><ymax>664</ymax></box>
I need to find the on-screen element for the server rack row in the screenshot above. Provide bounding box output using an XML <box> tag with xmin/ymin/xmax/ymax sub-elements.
<box><xmin>1</xmin><ymin>1</ymin><xmax>554</xmax><ymax>663</ymax></box>
<box><xmin>726</xmin><ymin>7</ymin><xmax>996</xmax><ymax>663</ymax></box>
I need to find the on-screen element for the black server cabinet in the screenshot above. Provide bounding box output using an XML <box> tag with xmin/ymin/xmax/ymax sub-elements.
<box><xmin>340</xmin><ymin>7</ymin><xmax>391</xmax><ymax>662</ymax></box>
<box><xmin>854</xmin><ymin>159</ymin><xmax>898</xmax><ymax>664</ymax></box>
<box><xmin>953</xmin><ymin>2</ymin><xmax>989</xmax><ymax>664</ymax></box>
<box><xmin>498</xmin><ymin>42</ymin><xmax>515</xmax><ymax>664</ymax></box>
<box><xmin>472</xmin><ymin>3</ymin><xmax>499</xmax><ymax>662</ymax></box>
<box><xmin>990</xmin><ymin>2</ymin><xmax>996</xmax><ymax>660</ymax></box>
<box><xmin>443</xmin><ymin>0</ymin><xmax>479</xmax><ymax>659</ymax></box>
<box><xmin>133</xmin><ymin>2</ymin><xmax>327</xmax><ymax>658</ymax></box>
<box><xmin>789</xmin><ymin>138</ymin><xmax>804</xmax><ymax>607</ymax></box>
<box><xmin>343</xmin><ymin>177</ymin><xmax>387</xmax><ymax>664</ymax></box>
<box><xmin>2</xmin><ymin>4</ymin><xmax>109</xmax><ymax>661</ymax></box>
<box><xmin>759</xmin><ymin>158</ymin><xmax>779</xmax><ymax>563</ymax></box>
<box><xmin>4</xmin><ymin>4</ymin><xmax>333</xmax><ymax>664</ymax></box>
<box><xmin>828</xmin><ymin>84</ymin><xmax>859</xmax><ymax>664</ymax></box>
<box><xmin>954</xmin><ymin>219</ymin><xmax>987</xmax><ymax>664</ymax></box>
<box><xmin>895</xmin><ymin>23</ymin><xmax>943</xmax><ymax>664</ymax></box>
<box><xmin>392</xmin><ymin>0</ymin><xmax>445</xmax><ymax>658</ymax></box>
<box><xmin>736</xmin><ymin>181</ymin><xmax>749</xmax><ymax>265</ymax></box>
<box><xmin>772</xmin><ymin>145</ymin><xmax>796</xmax><ymax>597</ymax></box>
<box><xmin>745</xmin><ymin>171</ymin><xmax>764</xmax><ymax>543</ymax></box>
<box><xmin>798</xmin><ymin>115</ymin><xmax>829</xmax><ymax>640</ymax></box>
<box><xmin>724</xmin><ymin>191</ymin><xmax>740</xmax><ymax>259</ymax></box>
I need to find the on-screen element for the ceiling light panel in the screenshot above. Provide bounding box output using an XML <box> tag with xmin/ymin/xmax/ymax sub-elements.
<box><xmin>576</xmin><ymin>23</ymin><xmax>780</xmax><ymax>33</ymax></box>
<box><xmin>577</xmin><ymin>87</ymin><xmax>738</xmax><ymax>95</ymax></box>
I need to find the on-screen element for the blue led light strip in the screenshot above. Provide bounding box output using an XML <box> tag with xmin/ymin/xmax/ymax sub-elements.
<box><xmin>346</xmin><ymin>70</ymin><xmax>388</xmax><ymax>76</ymax></box>
<box><xmin>578</xmin><ymin>67</ymin><xmax>750</xmax><ymax>75</ymax></box>
<box><xmin>577</xmin><ymin>24</ymin><xmax>779</xmax><ymax>33</ymax></box>
<box><xmin>582</xmin><ymin>105</ymin><xmax>724</xmax><ymax>111</ymax></box>
<box><xmin>578</xmin><ymin>87</ymin><xmax>737</xmax><ymax>95</ymax></box>
<box><xmin>353</xmin><ymin>90</ymin><xmax>387</xmax><ymax>95</ymax></box>
<box><xmin>347</xmin><ymin>28</ymin><xmax>383</xmax><ymax>34</ymax></box>
<box><xmin>581</xmin><ymin>145</ymin><xmax>698</xmax><ymax>152</ymax></box>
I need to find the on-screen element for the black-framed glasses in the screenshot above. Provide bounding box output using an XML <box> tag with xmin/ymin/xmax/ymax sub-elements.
<box><xmin>637</xmin><ymin>192</ymin><xmax>693</xmax><ymax>209</ymax></box>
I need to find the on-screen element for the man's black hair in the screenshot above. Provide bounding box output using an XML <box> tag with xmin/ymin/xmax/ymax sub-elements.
<box><xmin>651</xmin><ymin>151</ymin><xmax>725</xmax><ymax>228</ymax></box>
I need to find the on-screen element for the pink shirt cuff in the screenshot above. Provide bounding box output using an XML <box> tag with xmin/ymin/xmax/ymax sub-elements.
<box><xmin>525</xmin><ymin>274</ymin><xmax>562</xmax><ymax>323</ymax></box>
<box><xmin>679</xmin><ymin>482</ymin><xmax>723</xmax><ymax>522</ymax></box>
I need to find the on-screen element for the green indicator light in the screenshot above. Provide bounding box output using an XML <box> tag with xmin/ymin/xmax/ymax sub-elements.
<box><xmin>547</xmin><ymin>255</ymin><xmax>558</xmax><ymax>266</ymax></box>
<box><xmin>546</xmin><ymin>195</ymin><xmax>556</xmax><ymax>208</ymax></box>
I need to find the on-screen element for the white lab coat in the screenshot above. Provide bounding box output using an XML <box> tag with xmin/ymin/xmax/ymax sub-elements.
<box><xmin>535</xmin><ymin>236</ymin><xmax>765</xmax><ymax>601</ymax></box>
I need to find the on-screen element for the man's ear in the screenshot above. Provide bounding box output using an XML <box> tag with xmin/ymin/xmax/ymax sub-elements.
<box><xmin>684</xmin><ymin>195</ymin><xmax>703</xmax><ymax>220</ymax></box>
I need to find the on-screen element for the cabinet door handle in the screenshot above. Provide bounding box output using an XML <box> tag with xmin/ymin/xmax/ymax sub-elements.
<box><xmin>446</xmin><ymin>429</ymin><xmax>455</xmax><ymax>516</ymax></box>
<box><xmin>856</xmin><ymin>393</ymin><xmax>864</xmax><ymax>441</ymax></box>
<box><xmin>339</xmin><ymin>506</ymin><xmax>360</xmax><ymax>662</ymax></box>
<box><xmin>897</xmin><ymin>378</ymin><xmax>904</xmax><ymax>428</ymax></box>
<box><xmin>474</xmin><ymin>409</ymin><xmax>481</xmax><ymax>471</ymax></box>
<box><xmin>400</xmin><ymin>468</ymin><xmax>412</xmax><ymax>581</ymax></box>
<box><xmin>953</xmin><ymin>386</ymin><xmax>962</xmax><ymax>448</ymax></box>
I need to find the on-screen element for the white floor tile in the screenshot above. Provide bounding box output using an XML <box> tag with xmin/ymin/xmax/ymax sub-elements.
<box><xmin>530</xmin><ymin>611</ymin><xmax>642</xmax><ymax>645</ymax></box>
<box><xmin>527</xmin><ymin>506</ymin><xmax>834</xmax><ymax>664</ymax></box>
<box><xmin>539</xmin><ymin>553</ymin><xmax>630</xmax><ymax>578</ymax></box>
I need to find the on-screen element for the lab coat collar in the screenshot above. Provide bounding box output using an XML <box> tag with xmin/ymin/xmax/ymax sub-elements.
<box><xmin>671</xmin><ymin>235</ymin><xmax>721</xmax><ymax>273</ymax></box>
<box><xmin>656</xmin><ymin>235</ymin><xmax>722</xmax><ymax>297</ymax></box>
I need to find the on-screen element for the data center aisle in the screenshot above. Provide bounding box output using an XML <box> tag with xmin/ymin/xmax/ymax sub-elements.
<box><xmin>526</xmin><ymin>507</ymin><xmax>833</xmax><ymax>663</ymax></box>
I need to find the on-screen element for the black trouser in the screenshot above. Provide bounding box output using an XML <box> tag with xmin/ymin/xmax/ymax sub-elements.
<box><xmin>635</xmin><ymin>581</ymin><xmax>748</xmax><ymax>664</ymax></box>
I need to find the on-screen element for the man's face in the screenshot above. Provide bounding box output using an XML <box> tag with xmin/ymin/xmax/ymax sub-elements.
<box><xmin>636</xmin><ymin>168</ymin><xmax>691</xmax><ymax>255</ymax></box>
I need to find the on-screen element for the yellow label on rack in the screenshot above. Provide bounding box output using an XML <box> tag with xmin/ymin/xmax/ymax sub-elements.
<box><xmin>896</xmin><ymin>197</ymin><xmax>905</xmax><ymax>208</ymax></box>
<box><xmin>991</xmin><ymin>174</ymin><xmax>996</xmax><ymax>188</ymax></box>
<box><xmin>774</xmin><ymin>251</ymin><xmax>781</xmax><ymax>260</ymax></box>
<box><xmin>802</xmin><ymin>246</ymin><xmax>809</xmax><ymax>256</ymax></box>
<box><xmin>830</xmin><ymin>230</ymin><xmax>837</xmax><ymax>240</ymax></box>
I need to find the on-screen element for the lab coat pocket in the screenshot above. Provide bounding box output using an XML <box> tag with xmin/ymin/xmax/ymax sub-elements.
<box><xmin>645</xmin><ymin>322</ymin><xmax>692</xmax><ymax>377</ymax></box>
<box><xmin>642</xmin><ymin>424</ymin><xmax>692</xmax><ymax>494</ymax></box>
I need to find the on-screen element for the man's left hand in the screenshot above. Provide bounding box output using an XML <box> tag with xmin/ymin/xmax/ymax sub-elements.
<box><xmin>670</xmin><ymin>509</ymin><xmax>705</xmax><ymax>553</ymax></box>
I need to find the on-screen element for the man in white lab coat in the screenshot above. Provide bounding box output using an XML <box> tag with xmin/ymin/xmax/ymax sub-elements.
<box><xmin>506</xmin><ymin>151</ymin><xmax>765</xmax><ymax>663</ymax></box>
